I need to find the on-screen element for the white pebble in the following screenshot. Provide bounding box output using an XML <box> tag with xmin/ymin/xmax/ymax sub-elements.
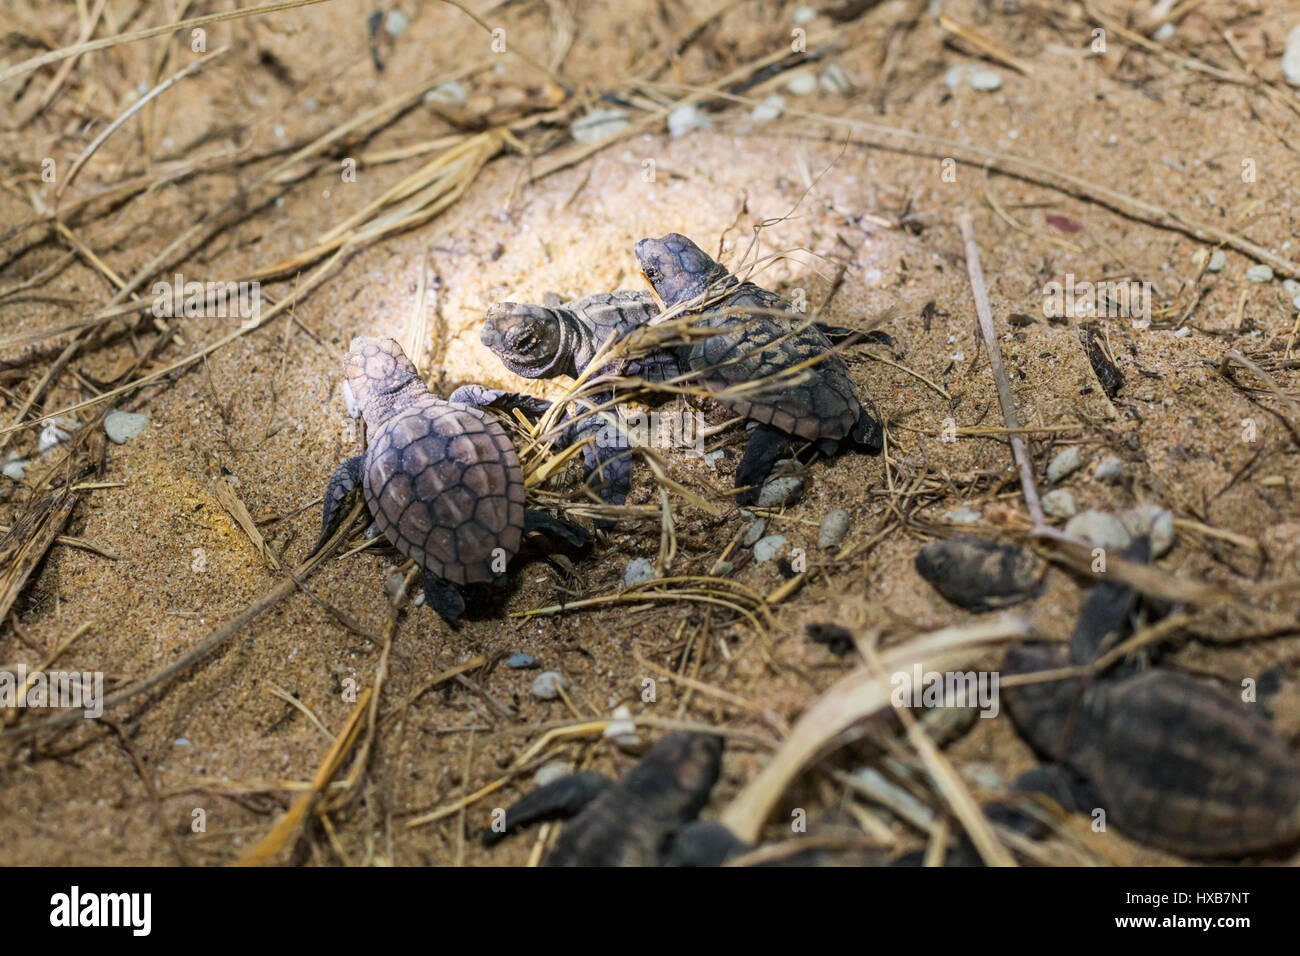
<box><xmin>968</xmin><ymin>68</ymin><xmax>1003</xmax><ymax>91</ymax></box>
<box><xmin>426</xmin><ymin>81</ymin><xmax>466</xmax><ymax>106</ymax></box>
<box><xmin>1207</xmin><ymin>250</ymin><xmax>1227</xmax><ymax>272</ymax></box>
<box><xmin>570</xmin><ymin>108</ymin><xmax>630</xmax><ymax>144</ymax></box>
<box><xmin>750</xmin><ymin>94</ymin><xmax>785</xmax><ymax>122</ymax></box>
<box><xmin>752</xmin><ymin>534</ymin><xmax>788</xmax><ymax>564</ymax></box>
<box><xmin>531</xmin><ymin>671</ymin><xmax>569</xmax><ymax>700</ymax></box>
<box><xmin>1246</xmin><ymin>264</ymin><xmax>1274</xmax><ymax>283</ymax></box>
<box><xmin>793</xmin><ymin>5</ymin><xmax>817</xmax><ymax>24</ymax></box>
<box><xmin>1283</xmin><ymin>25</ymin><xmax>1300</xmax><ymax>87</ymax></box>
<box><xmin>1046</xmin><ymin>446</ymin><xmax>1083</xmax><ymax>484</ymax></box>
<box><xmin>942</xmin><ymin>505</ymin><xmax>982</xmax><ymax>524</ymax></box>
<box><xmin>624</xmin><ymin>557</ymin><xmax>656</xmax><ymax>588</ymax></box>
<box><xmin>756</xmin><ymin>474</ymin><xmax>804</xmax><ymax>508</ymax></box>
<box><xmin>104</xmin><ymin>409</ymin><xmax>149</xmax><ymax>444</ymax></box>
<box><xmin>533</xmin><ymin>760</ymin><xmax>573</xmax><ymax>787</ymax></box>
<box><xmin>1093</xmin><ymin>455</ymin><xmax>1124</xmax><ymax>483</ymax></box>
<box><xmin>1120</xmin><ymin>504</ymin><xmax>1175</xmax><ymax>558</ymax></box>
<box><xmin>818</xmin><ymin>509</ymin><xmax>851</xmax><ymax>549</ymax></box>
<box><xmin>1064</xmin><ymin>510</ymin><xmax>1132</xmax><ymax>552</ymax></box>
<box><xmin>786</xmin><ymin>73</ymin><xmax>817</xmax><ymax>96</ymax></box>
<box><xmin>1042</xmin><ymin>488</ymin><xmax>1078</xmax><ymax>519</ymax></box>
<box><xmin>667</xmin><ymin>103</ymin><xmax>711</xmax><ymax>137</ymax></box>
<box><xmin>385</xmin><ymin>10</ymin><xmax>408</xmax><ymax>36</ymax></box>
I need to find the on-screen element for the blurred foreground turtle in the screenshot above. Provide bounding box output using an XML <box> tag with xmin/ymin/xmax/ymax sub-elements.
<box><xmin>999</xmin><ymin>538</ymin><xmax>1300</xmax><ymax>858</ymax></box>
<box><xmin>634</xmin><ymin>233</ymin><xmax>882</xmax><ymax>504</ymax></box>
<box><xmin>310</xmin><ymin>336</ymin><xmax>587</xmax><ymax>628</ymax></box>
<box><xmin>482</xmin><ymin>731</ymin><xmax>747</xmax><ymax>866</ymax></box>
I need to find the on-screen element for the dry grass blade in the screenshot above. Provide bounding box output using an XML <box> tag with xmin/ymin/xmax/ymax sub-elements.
<box><xmin>719</xmin><ymin>617</ymin><xmax>1029</xmax><ymax>844</ymax></box>
<box><xmin>0</xmin><ymin>487</ymin><xmax>80</xmax><ymax>624</ymax></box>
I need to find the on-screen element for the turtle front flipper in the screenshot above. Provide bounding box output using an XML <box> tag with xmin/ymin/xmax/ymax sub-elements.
<box><xmin>663</xmin><ymin>820</ymin><xmax>751</xmax><ymax>867</ymax></box>
<box><xmin>566</xmin><ymin>411</ymin><xmax>634</xmax><ymax>511</ymax></box>
<box><xmin>851</xmin><ymin>407</ymin><xmax>884</xmax><ymax>453</ymax></box>
<box><xmin>448</xmin><ymin>384</ymin><xmax>553</xmax><ymax>422</ymax></box>
<box><xmin>308</xmin><ymin>455</ymin><xmax>365</xmax><ymax>558</ymax></box>
<box><xmin>423</xmin><ymin>570</ymin><xmax>466</xmax><ymax>629</ymax></box>
<box><xmin>735</xmin><ymin>423</ymin><xmax>788</xmax><ymax>506</ymax></box>
<box><xmin>481</xmin><ymin>770</ymin><xmax>611</xmax><ymax>846</ymax></box>
<box><xmin>524</xmin><ymin>509</ymin><xmax>589</xmax><ymax>549</ymax></box>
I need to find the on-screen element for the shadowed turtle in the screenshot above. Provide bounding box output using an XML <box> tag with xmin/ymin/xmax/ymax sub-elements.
<box><xmin>634</xmin><ymin>233</ymin><xmax>883</xmax><ymax>505</ymax></box>
<box><xmin>309</xmin><ymin>336</ymin><xmax>587</xmax><ymax>628</ymax></box>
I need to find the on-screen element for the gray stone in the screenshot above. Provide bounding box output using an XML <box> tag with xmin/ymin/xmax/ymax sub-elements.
<box><xmin>1064</xmin><ymin>510</ymin><xmax>1132</xmax><ymax>551</ymax></box>
<box><xmin>752</xmin><ymin>534</ymin><xmax>788</xmax><ymax>564</ymax></box>
<box><xmin>1046</xmin><ymin>446</ymin><xmax>1084</xmax><ymax>484</ymax></box>
<box><xmin>750</xmin><ymin>94</ymin><xmax>785</xmax><ymax>122</ymax></box>
<box><xmin>1246</xmin><ymin>264</ymin><xmax>1274</xmax><ymax>283</ymax></box>
<box><xmin>507</xmin><ymin>653</ymin><xmax>540</xmax><ymax>670</ymax></box>
<box><xmin>531</xmin><ymin>671</ymin><xmax>569</xmax><ymax>700</ymax></box>
<box><xmin>968</xmin><ymin>68</ymin><xmax>1003</xmax><ymax>91</ymax></box>
<box><xmin>533</xmin><ymin>760</ymin><xmax>573</xmax><ymax>787</ymax></box>
<box><xmin>818</xmin><ymin>509</ymin><xmax>851</xmax><ymax>549</ymax></box>
<box><xmin>1120</xmin><ymin>504</ymin><xmax>1175</xmax><ymax>557</ymax></box>
<box><xmin>786</xmin><ymin>73</ymin><xmax>817</xmax><ymax>96</ymax></box>
<box><xmin>1207</xmin><ymin>250</ymin><xmax>1227</xmax><ymax>272</ymax></box>
<box><xmin>942</xmin><ymin>505</ymin><xmax>982</xmax><ymax>524</ymax></box>
<box><xmin>1284</xmin><ymin>25</ymin><xmax>1300</xmax><ymax>87</ymax></box>
<box><xmin>1093</xmin><ymin>455</ymin><xmax>1124</xmax><ymax>483</ymax></box>
<box><xmin>624</xmin><ymin>557</ymin><xmax>656</xmax><ymax>588</ymax></box>
<box><xmin>104</xmin><ymin>409</ymin><xmax>149</xmax><ymax>444</ymax></box>
<box><xmin>1041</xmin><ymin>488</ymin><xmax>1078</xmax><ymax>519</ymax></box>
<box><xmin>667</xmin><ymin>104</ymin><xmax>711</xmax><ymax>137</ymax></box>
<box><xmin>742</xmin><ymin>518</ymin><xmax>768</xmax><ymax>547</ymax></box>
<box><xmin>757</xmin><ymin>475</ymin><xmax>805</xmax><ymax>508</ymax></box>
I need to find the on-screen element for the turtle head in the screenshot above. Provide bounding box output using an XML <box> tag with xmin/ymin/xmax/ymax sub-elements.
<box><xmin>481</xmin><ymin>302</ymin><xmax>572</xmax><ymax>379</ymax></box>
<box><xmin>635</xmin><ymin>233</ymin><xmax>728</xmax><ymax>307</ymax></box>
<box><xmin>342</xmin><ymin>336</ymin><xmax>422</xmax><ymax>427</ymax></box>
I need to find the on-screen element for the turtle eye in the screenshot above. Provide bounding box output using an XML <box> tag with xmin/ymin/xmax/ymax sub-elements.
<box><xmin>645</xmin><ymin>267</ymin><xmax>660</xmax><ymax>281</ymax></box>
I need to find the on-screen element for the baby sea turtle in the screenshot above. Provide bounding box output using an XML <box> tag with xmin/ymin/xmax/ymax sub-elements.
<box><xmin>1000</xmin><ymin>538</ymin><xmax>1300</xmax><ymax>858</ymax></box>
<box><xmin>482</xmin><ymin>731</ymin><xmax>747</xmax><ymax>866</ymax></box>
<box><xmin>473</xmin><ymin>290</ymin><xmax>675</xmax><ymax>509</ymax></box>
<box><xmin>635</xmin><ymin>233</ymin><xmax>882</xmax><ymax>504</ymax></box>
<box><xmin>310</xmin><ymin>336</ymin><xmax>587</xmax><ymax>628</ymax></box>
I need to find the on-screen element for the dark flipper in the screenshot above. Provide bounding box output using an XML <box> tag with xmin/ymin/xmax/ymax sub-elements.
<box><xmin>850</xmin><ymin>408</ymin><xmax>884</xmax><ymax>453</ymax></box>
<box><xmin>481</xmin><ymin>771</ymin><xmax>611</xmax><ymax>846</ymax></box>
<box><xmin>423</xmin><ymin>570</ymin><xmax>466</xmax><ymax>629</ymax></box>
<box><xmin>663</xmin><ymin>820</ymin><xmax>752</xmax><ymax>867</ymax></box>
<box><xmin>1069</xmin><ymin>535</ymin><xmax>1151</xmax><ymax>665</ymax></box>
<box><xmin>735</xmin><ymin>423</ymin><xmax>788</xmax><ymax>506</ymax></box>
<box><xmin>568</xmin><ymin>411</ymin><xmax>634</xmax><ymax>510</ymax></box>
<box><xmin>524</xmin><ymin>509</ymin><xmax>589</xmax><ymax>549</ymax></box>
<box><xmin>308</xmin><ymin>455</ymin><xmax>365</xmax><ymax>558</ymax></box>
<box><xmin>448</xmin><ymin>384</ymin><xmax>553</xmax><ymax>422</ymax></box>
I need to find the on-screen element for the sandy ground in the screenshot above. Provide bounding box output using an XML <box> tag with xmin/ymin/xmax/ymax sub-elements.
<box><xmin>1</xmin><ymin>0</ymin><xmax>1298</xmax><ymax>866</ymax></box>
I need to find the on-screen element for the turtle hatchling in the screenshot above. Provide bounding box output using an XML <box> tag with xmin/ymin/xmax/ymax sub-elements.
<box><xmin>310</xmin><ymin>336</ymin><xmax>587</xmax><ymax>628</ymax></box>
<box><xmin>473</xmin><ymin>290</ymin><xmax>675</xmax><ymax>509</ymax></box>
<box><xmin>481</xmin><ymin>731</ymin><xmax>748</xmax><ymax>866</ymax></box>
<box><xmin>635</xmin><ymin>233</ymin><xmax>883</xmax><ymax>504</ymax></box>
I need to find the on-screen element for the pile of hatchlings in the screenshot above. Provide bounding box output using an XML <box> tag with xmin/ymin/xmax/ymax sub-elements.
<box><xmin>315</xmin><ymin>232</ymin><xmax>1300</xmax><ymax>866</ymax></box>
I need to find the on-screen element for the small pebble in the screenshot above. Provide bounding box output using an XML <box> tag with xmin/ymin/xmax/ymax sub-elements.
<box><xmin>1282</xmin><ymin>279</ymin><xmax>1300</xmax><ymax>296</ymax></box>
<box><xmin>1207</xmin><ymin>250</ymin><xmax>1227</xmax><ymax>272</ymax></box>
<box><xmin>818</xmin><ymin>509</ymin><xmax>851</xmax><ymax>549</ymax></box>
<box><xmin>961</xmin><ymin>761</ymin><xmax>1005</xmax><ymax>791</ymax></box>
<box><xmin>2</xmin><ymin>455</ymin><xmax>29</xmax><ymax>480</ymax></box>
<box><xmin>1064</xmin><ymin>510</ymin><xmax>1132</xmax><ymax>552</ymax></box>
<box><xmin>623</xmin><ymin>557</ymin><xmax>656</xmax><ymax>588</ymax></box>
<box><xmin>533</xmin><ymin>760</ymin><xmax>573</xmax><ymax>788</ymax></box>
<box><xmin>709</xmin><ymin>559</ymin><xmax>734</xmax><ymax>576</ymax></box>
<box><xmin>742</xmin><ymin>519</ymin><xmax>767</xmax><ymax>547</ymax></box>
<box><xmin>603</xmin><ymin>704</ymin><xmax>639</xmax><ymax>749</ymax></box>
<box><xmin>785</xmin><ymin>73</ymin><xmax>817</xmax><ymax>96</ymax></box>
<box><xmin>384</xmin><ymin>10</ymin><xmax>408</xmax><ymax>35</ymax></box>
<box><xmin>1152</xmin><ymin>23</ymin><xmax>1175</xmax><ymax>42</ymax></box>
<box><xmin>104</xmin><ymin>409</ymin><xmax>149</xmax><ymax>444</ymax></box>
<box><xmin>531</xmin><ymin>671</ymin><xmax>569</xmax><ymax>700</ymax></box>
<box><xmin>793</xmin><ymin>5</ymin><xmax>817</xmax><ymax>24</ymax></box>
<box><xmin>425</xmin><ymin>81</ymin><xmax>466</xmax><ymax>106</ymax></box>
<box><xmin>1283</xmin><ymin>25</ymin><xmax>1300</xmax><ymax>87</ymax></box>
<box><xmin>1246</xmin><ymin>264</ymin><xmax>1274</xmax><ymax>283</ymax></box>
<box><xmin>704</xmin><ymin>449</ymin><xmax>726</xmax><ymax>467</ymax></box>
<box><xmin>942</xmin><ymin>505</ymin><xmax>982</xmax><ymax>524</ymax></box>
<box><xmin>752</xmin><ymin>534</ymin><xmax>788</xmax><ymax>564</ymax></box>
<box><xmin>1041</xmin><ymin>488</ymin><xmax>1078</xmax><ymax>519</ymax></box>
<box><xmin>1046</xmin><ymin>446</ymin><xmax>1084</xmax><ymax>484</ymax></box>
<box><xmin>507</xmin><ymin>653</ymin><xmax>540</xmax><ymax>670</ymax></box>
<box><xmin>1120</xmin><ymin>504</ymin><xmax>1175</xmax><ymax>558</ymax></box>
<box><xmin>667</xmin><ymin>103</ymin><xmax>711</xmax><ymax>137</ymax></box>
<box><xmin>756</xmin><ymin>475</ymin><xmax>805</xmax><ymax>508</ymax></box>
<box><xmin>1093</xmin><ymin>455</ymin><xmax>1124</xmax><ymax>483</ymax></box>
<box><xmin>750</xmin><ymin>94</ymin><xmax>785</xmax><ymax>122</ymax></box>
<box><xmin>968</xmin><ymin>68</ymin><xmax>1003</xmax><ymax>91</ymax></box>
<box><xmin>571</xmin><ymin>108</ymin><xmax>630</xmax><ymax>144</ymax></box>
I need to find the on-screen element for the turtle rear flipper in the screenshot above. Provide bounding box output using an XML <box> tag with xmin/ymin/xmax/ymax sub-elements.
<box><xmin>481</xmin><ymin>770</ymin><xmax>611</xmax><ymax>846</ymax></box>
<box><xmin>308</xmin><ymin>455</ymin><xmax>365</xmax><ymax>558</ymax></box>
<box><xmin>984</xmin><ymin>764</ymin><xmax>1099</xmax><ymax>838</ymax></box>
<box><xmin>448</xmin><ymin>384</ymin><xmax>553</xmax><ymax>422</ymax></box>
<box><xmin>524</xmin><ymin>509</ymin><xmax>589</xmax><ymax>549</ymax></box>
<box><xmin>663</xmin><ymin>820</ymin><xmax>751</xmax><ymax>867</ymax></box>
<box><xmin>735</xmin><ymin>423</ymin><xmax>788</xmax><ymax>506</ymax></box>
<box><xmin>423</xmin><ymin>571</ymin><xmax>466</xmax><ymax>629</ymax></box>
